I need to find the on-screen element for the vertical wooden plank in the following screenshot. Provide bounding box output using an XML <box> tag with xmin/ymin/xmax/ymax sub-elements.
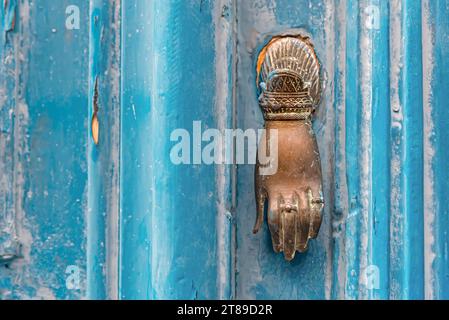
<box><xmin>87</xmin><ymin>0</ymin><xmax>121</xmax><ymax>299</ymax></box>
<box><xmin>235</xmin><ymin>0</ymin><xmax>333</xmax><ymax>299</ymax></box>
<box><xmin>342</xmin><ymin>0</ymin><xmax>391</xmax><ymax>299</ymax></box>
<box><xmin>119</xmin><ymin>0</ymin><xmax>152</xmax><ymax>299</ymax></box>
<box><xmin>399</xmin><ymin>0</ymin><xmax>425</xmax><ymax>299</ymax></box>
<box><xmin>343</xmin><ymin>0</ymin><xmax>362</xmax><ymax>299</ymax></box>
<box><xmin>425</xmin><ymin>0</ymin><xmax>449</xmax><ymax>300</ymax></box>
<box><xmin>212</xmin><ymin>0</ymin><xmax>236</xmax><ymax>299</ymax></box>
<box><xmin>331</xmin><ymin>0</ymin><xmax>348</xmax><ymax>300</ymax></box>
<box><xmin>367</xmin><ymin>0</ymin><xmax>390</xmax><ymax>300</ymax></box>
<box><xmin>422</xmin><ymin>0</ymin><xmax>436</xmax><ymax>299</ymax></box>
<box><xmin>0</xmin><ymin>0</ymin><xmax>89</xmax><ymax>299</ymax></box>
<box><xmin>120</xmin><ymin>0</ymin><xmax>235</xmax><ymax>299</ymax></box>
<box><xmin>151</xmin><ymin>0</ymin><xmax>234</xmax><ymax>299</ymax></box>
<box><xmin>402</xmin><ymin>0</ymin><xmax>424</xmax><ymax>299</ymax></box>
<box><xmin>389</xmin><ymin>0</ymin><xmax>404</xmax><ymax>299</ymax></box>
<box><xmin>390</xmin><ymin>0</ymin><xmax>425</xmax><ymax>300</ymax></box>
<box><xmin>0</xmin><ymin>0</ymin><xmax>19</xmax><ymax>264</ymax></box>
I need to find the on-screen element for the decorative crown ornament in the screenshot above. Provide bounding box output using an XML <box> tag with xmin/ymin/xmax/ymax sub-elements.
<box><xmin>257</xmin><ymin>36</ymin><xmax>321</xmax><ymax>120</ymax></box>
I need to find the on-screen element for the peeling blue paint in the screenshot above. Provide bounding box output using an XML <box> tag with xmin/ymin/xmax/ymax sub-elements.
<box><xmin>2</xmin><ymin>0</ymin><xmax>17</xmax><ymax>43</ymax></box>
<box><xmin>87</xmin><ymin>0</ymin><xmax>121</xmax><ymax>300</ymax></box>
<box><xmin>1</xmin><ymin>0</ymin><xmax>89</xmax><ymax>300</ymax></box>
<box><xmin>428</xmin><ymin>0</ymin><xmax>449</xmax><ymax>300</ymax></box>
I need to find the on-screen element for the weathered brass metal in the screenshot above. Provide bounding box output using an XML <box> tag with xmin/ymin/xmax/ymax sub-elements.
<box><xmin>254</xmin><ymin>36</ymin><xmax>324</xmax><ymax>261</ymax></box>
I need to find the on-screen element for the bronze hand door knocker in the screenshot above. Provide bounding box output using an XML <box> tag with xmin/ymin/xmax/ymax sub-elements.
<box><xmin>253</xmin><ymin>35</ymin><xmax>324</xmax><ymax>261</ymax></box>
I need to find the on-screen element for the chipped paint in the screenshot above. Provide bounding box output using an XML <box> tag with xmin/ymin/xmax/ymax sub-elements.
<box><xmin>91</xmin><ymin>78</ymin><xmax>99</xmax><ymax>145</ymax></box>
<box><xmin>87</xmin><ymin>0</ymin><xmax>121</xmax><ymax>299</ymax></box>
<box><xmin>1</xmin><ymin>0</ymin><xmax>89</xmax><ymax>299</ymax></box>
<box><xmin>422</xmin><ymin>0</ymin><xmax>436</xmax><ymax>299</ymax></box>
<box><xmin>358</xmin><ymin>1</ymin><xmax>373</xmax><ymax>300</ymax></box>
<box><xmin>2</xmin><ymin>0</ymin><xmax>16</xmax><ymax>41</ymax></box>
<box><xmin>322</xmin><ymin>0</ymin><xmax>337</xmax><ymax>300</ymax></box>
<box><xmin>389</xmin><ymin>0</ymin><xmax>404</xmax><ymax>299</ymax></box>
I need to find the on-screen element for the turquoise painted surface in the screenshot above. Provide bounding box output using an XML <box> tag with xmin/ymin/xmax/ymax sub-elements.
<box><xmin>427</xmin><ymin>0</ymin><xmax>449</xmax><ymax>300</ymax></box>
<box><xmin>342</xmin><ymin>0</ymin><xmax>362</xmax><ymax>299</ymax></box>
<box><xmin>1</xmin><ymin>0</ymin><xmax>449</xmax><ymax>300</ymax></box>
<box><xmin>0</xmin><ymin>0</ymin><xmax>19</xmax><ymax>263</ymax></box>
<box><xmin>146</xmin><ymin>0</ymin><xmax>234</xmax><ymax>299</ymax></box>
<box><xmin>0</xmin><ymin>0</ymin><xmax>89</xmax><ymax>299</ymax></box>
<box><xmin>392</xmin><ymin>0</ymin><xmax>425</xmax><ymax>299</ymax></box>
<box><xmin>87</xmin><ymin>0</ymin><xmax>121</xmax><ymax>299</ymax></box>
<box><xmin>369</xmin><ymin>0</ymin><xmax>390</xmax><ymax>300</ymax></box>
<box><xmin>119</xmin><ymin>0</ymin><xmax>153</xmax><ymax>300</ymax></box>
<box><xmin>120</xmin><ymin>0</ymin><xmax>234</xmax><ymax>299</ymax></box>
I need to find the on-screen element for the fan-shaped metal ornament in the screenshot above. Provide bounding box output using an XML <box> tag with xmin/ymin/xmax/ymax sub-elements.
<box><xmin>254</xmin><ymin>36</ymin><xmax>324</xmax><ymax>261</ymax></box>
<box><xmin>256</xmin><ymin>36</ymin><xmax>321</xmax><ymax>120</ymax></box>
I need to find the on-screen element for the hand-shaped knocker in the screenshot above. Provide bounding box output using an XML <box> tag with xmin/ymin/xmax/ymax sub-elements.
<box><xmin>253</xmin><ymin>36</ymin><xmax>324</xmax><ymax>261</ymax></box>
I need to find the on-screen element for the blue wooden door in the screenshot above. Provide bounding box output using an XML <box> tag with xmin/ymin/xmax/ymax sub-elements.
<box><xmin>1</xmin><ymin>0</ymin><xmax>449</xmax><ymax>300</ymax></box>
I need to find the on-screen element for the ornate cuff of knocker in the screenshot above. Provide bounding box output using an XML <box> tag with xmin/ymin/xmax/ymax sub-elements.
<box><xmin>257</xmin><ymin>36</ymin><xmax>321</xmax><ymax>121</ymax></box>
<box><xmin>258</xmin><ymin>87</ymin><xmax>315</xmax><ymax>121</ymax></box>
